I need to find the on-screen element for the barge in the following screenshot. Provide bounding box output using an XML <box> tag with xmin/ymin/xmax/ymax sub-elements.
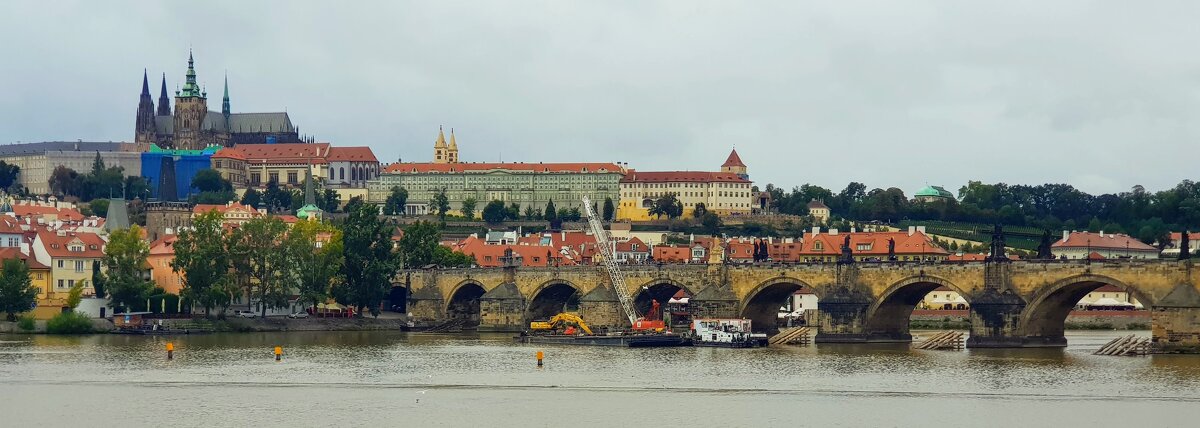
<box><xmin>518</xmin><ymin>332</ymin><xmax>691</xmax><ymax>347</ymax></box>
<box><xmin>690</xmin><ymin>318</ymin><xmax>769</xmax><ymax>348</ymax></box>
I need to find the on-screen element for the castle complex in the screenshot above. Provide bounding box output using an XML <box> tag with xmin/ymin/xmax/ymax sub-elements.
<box><xmin>134</xmin><ymin>52</ymin><xmax>302</xmax><ymax>151</ymax></box>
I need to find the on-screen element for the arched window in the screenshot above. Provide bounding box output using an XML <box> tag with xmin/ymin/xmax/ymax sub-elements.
<box><xmin>339</xmin><ymin>167</ymin><xmax>345</xmax><ymax>180</ymax></box>
<box><xmin>351</xmin><ymin>168</ymin><xmax>357</xmax><ymax>181</ymax></box>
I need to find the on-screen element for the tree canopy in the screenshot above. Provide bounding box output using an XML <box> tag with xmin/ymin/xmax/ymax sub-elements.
<box><xmin>0</xmin><ymin>258</ymin><xmax>37</xmax><ymax>321</ymax></box>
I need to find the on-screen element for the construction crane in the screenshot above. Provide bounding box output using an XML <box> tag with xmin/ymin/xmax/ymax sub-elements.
<box><xmin>581</xmin><ymin>195</ymin><xmax>641</xmax><ymax>326</ymax></box>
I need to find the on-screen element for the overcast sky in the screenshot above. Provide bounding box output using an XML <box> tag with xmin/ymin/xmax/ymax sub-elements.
<box><xmin>2</xmin><ymin>1</ymin><xmax>1197</xmax><ymax>195</ymax></box>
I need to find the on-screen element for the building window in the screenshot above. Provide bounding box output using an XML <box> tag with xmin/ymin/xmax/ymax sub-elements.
<box><xmin>75</xmin><ymin>260</ymin><xmax>85</xmax><ymax>272</ymax></box>
<box><xmin>251</xmin><ymin>173</ymin><xmax>261</xmax><ymax>186</ymax></box>
<box><xmin>287</xmin><ymin>172</ymin><xmax>298</xmax><ymax>184</ymax></box>
<box><xmin>268</xmin><ymin>173</ymin><xmax>279</xmax><ymax>184</ymax></box>
<box><xmin>58</xmin><ymin>279</ymin><xmax>64</xmax><ymax>288</ymax></box>
<box><xmin>58</xmin><ymin>260</ymin><xmax>64</xmax><ymax>268</ymax></box>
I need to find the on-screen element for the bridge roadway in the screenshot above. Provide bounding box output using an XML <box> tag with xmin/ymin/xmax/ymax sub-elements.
<box><xmin>396</xmin><ymin>260</ymin><xmax>1200</xmax><ymax>353</ymax></box>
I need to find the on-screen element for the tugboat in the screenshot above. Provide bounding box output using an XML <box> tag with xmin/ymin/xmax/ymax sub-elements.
<box><xmin>690</xmin><ymin>318</ymin><xmax>769</xmax><ymax>348</ymax></box>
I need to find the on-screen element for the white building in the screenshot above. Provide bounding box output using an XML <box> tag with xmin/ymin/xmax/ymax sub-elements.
<box><xmin>1051</xmin><ymin>231</ymin><xmax>1159</xmax><ymax>260</ymax></box>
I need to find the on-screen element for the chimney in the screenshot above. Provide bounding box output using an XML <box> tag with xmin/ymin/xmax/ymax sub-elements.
<box><xmin>829</xmin><ymin>229</ymin><xmax>838</xmax><ymax>236</ymax></box>
<box><xmin>1062</xmin><ymin>230</ymin><xmax>1069</xmax><ymax>241</ymax></box>
<box><xmin>917</xmin><ymin>226</ymin><xmax>926</xmax><ymax>234</ymax></box>
<box><xmin>1099</xmin><ymin>230</ymin><xmax>1104</xmax><ymax>238</ymax></box>
<box><xmin>811</xmin><ymin>226</ymin><xmax>819</xmax><ymax>237</ymax></box>
<box><xmin>908</xmin><ymin>226</ymin><xmax>916</xmax><ymax>237</ymax></box>
<box><xmin>850</xmin><ymin>227</ymin><xmax>856</xmax><ymax>234</ymax></box>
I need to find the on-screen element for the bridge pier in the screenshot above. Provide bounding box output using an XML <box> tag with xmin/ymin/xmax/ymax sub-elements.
<box><xmin>577</xmin><ymin>286</ymin><xmax>625</xmax><ymax>331</ymax></box>
<box><xmin>813</xmin><ymin>288</ymin><xmax>875</xmax><ymax>343</ymax></box>
<box><xmin>964</xmin><ymin>288</ymin><xmax>1037</xmax><ymax>348</ymax></box>
<box><xmin>478</xmin><ymin>283</ymin><xmax>525</xmax><ymax>332</ymax></box>
<box><xmin>1150</xmin><ymin>283</ymin><xmax>1200</xmax><ymax>353</ymax></box>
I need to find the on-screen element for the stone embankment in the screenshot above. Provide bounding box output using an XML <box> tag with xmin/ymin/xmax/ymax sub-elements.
<box><xmin>910</xmin><ymin>310</ymin><xmax>1151</xmax><ymax>330</ymax></box>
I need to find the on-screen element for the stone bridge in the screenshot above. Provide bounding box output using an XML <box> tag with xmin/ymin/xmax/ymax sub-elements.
<box><xmin>396</xmin><ymin>260</ymin><xmax>1200</xmax><ymax>353</ymax></box>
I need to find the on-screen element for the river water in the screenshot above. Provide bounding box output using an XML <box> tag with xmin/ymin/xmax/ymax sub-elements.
<box><xmin>1</xmin><ymin>330</ymin><xmax>1198</xmax><ymax>427</ymax></box>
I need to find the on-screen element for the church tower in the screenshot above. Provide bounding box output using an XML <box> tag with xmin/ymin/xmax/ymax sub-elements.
<box><xmin>721</xmin><ymin>148</ymin><xmax>748</xmax><ymax>180</ymax></box>
<box><xmin>221</xmin><ymin>73</ymin><xmax>231</xmax><ymax>132</ymax></box>
<box><xmin>447</xmin><ymin>128</ymin><xmax>459</xmax><ymax>163</ymax></box>
<box><xmin>172</xmin><ymin>51</ymin><xmax>209</xmax><ymax>150</ymax></box>
<box><xmin>135</xmin><ymin>70</ymin><xmax>157</xmax><ymax>151</ymax></box>
<box><xmin>156</xmin><ymin>73</ymin><xmax>171</xmax><ymax>116</ymax></box>
<box><xmin>433</xmin><ymin>126</ymin><xmax>448</xmax><ymax>164</ymax></box>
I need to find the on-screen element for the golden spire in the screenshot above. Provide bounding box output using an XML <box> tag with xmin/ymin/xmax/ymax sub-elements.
<box><xmin>435</xmin><ymin>125</ymin><xmax>447</xmax><ymax>148</ymax></box>
<box><xmin>448</xmin><ymin>128</ymin><xmax>458</xmax><ymax>149</ymax></box>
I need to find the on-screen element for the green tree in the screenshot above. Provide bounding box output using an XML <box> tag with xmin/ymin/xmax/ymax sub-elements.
<box><xmin>0</xmin><ymin>258</ymin><xmax>37</xmax><ymax>321</ymax></box>
<box><xmin>524</xmin><ymin>205</ymin><xmax>537</xmax><ymax>220</ymax></box>
<box><xmin>602</xmin><ymin>197</ymin><xmax>615</xmax><ymax>221</ymax></box>
<box><xmin>544</xmin><ymin>200</ymin><xmax>557</xmax><ymax>222</ymax></box>
<box><xmin>173</xmin><ymin>211</ymin><xmax>233</xmax><ymax>316</ymax></box>
<box><xmin>650</xmin><ymin>193</ymin><xmax>681</xmax><ymax>219</ymax></box>
<box><xmin>700</xmin><ymin>212</ymin><xmax>723</xmax><ymax>235</ymax></box>
<box><xmin>123</xmin><ymin>176</ymin><xmax>151</xmax><ymax>201</ymax></box>
<box><xmin>482</xmin><ymin>200</ymin><xmax>507</xmax><ymax>224</ymax></box>
<box><xmin>567</xmin><ymin>207</ymin><xmax>582</xmax><ymax>221</ymax></box>
<box><xmin>337</xmin><ymin>202</ymin><xmax>400</xmax><ymax>317</ymax></box>
<box><xmin>286</xmin><ymin>219</ymin><xmax>344</xmax><ymax>314</ymax></box>
<box><xmin>693</xmin><ymin>202</ymin><xmax>708</xmax><ymax>219</ymax></box>
<box><xmin>103</xmin><ymin>225</ymin><xmax>154</xmax><ymax>313</ymax></box>
<box><xmin>321</xmin><ymin>189</ymin><xmax>340</xmax><ymax>213</ymax></box>
<box><xmin>460</xmin><ymin>197</ymin><xmax>477</xmax><ymax>220</ymax></box>
<box><xmin>192</xmin><ymin>169</ymin><xmax>232</xmax><ymax>193</ymax></box>
<box><xmin>90</xmin><ymin>262</ymin><xmax>106</xmax><ymax>298</ymax></box>
<box><xmin>431</xmin><ymin>188</ymin><xmax>450</xmax><ymax>222</ymax></box>
<box><xmin>241</xmin><ymin>187</ymin><xmax>263</xmax><ymax>208</ymax></box>
<box><xmin>383</xmin><ymin>186</ymin><xmax>409</xmax><ymax>216</ymax></box>
<box><xmin>48</xmin><ymin>166</ymin><xmax>82</xmax><ymax>197</ymax></box>
<box><xmin>507</xmin><ymin>203</ymin><xmax>521</xmax><ymax>221</ymax></box>
<box><xmin>228</xmin><ymin>216</ymin><xmax>292</xmax><ymax>317</ymax></box>
<box><xmin>65</xmin><ymin>281</ymin><xmax>85</xmax><ymax>311</ymax></box>
<box><xmin>397</xmin><ymin>221</ymin><xmax>473</xmax><ymax>268</ymax></box>
<box><xmin>0</xmin><ymin>160</ymin><xmax>20</xmax><ymax>190</ymax></box>
<box><xmin>89</xmin><ymin>199</ymin><xmax>110</xmax><ymax>217</ymax></box>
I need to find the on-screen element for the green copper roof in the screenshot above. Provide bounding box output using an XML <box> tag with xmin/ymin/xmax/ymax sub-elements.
<box><xmin>297</xmin><ymin>204</ymin><xmax>323</xmax><ymax>220</ymax></box>
<box><xmin>147</xmin><ymin>143</ymin><xmax>221</xmax><ymax>156</ymax></box>
<box><xmin>915</xmin><ymin>185</ymin><xmax>954</xmax><ymax>199</ymax></box>
<box><xmin>178</xmin><ymin>51</ymin><xmax>205</xmax><ymax>99</ymax></box>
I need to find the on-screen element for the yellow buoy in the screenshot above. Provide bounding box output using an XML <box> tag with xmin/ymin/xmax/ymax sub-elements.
<box><xmin>274</xmin><ymin>346</ymin><xmax>283</xmax><ymax>361</ymax></box>
<box><xmin>536</xmin><ymin>350</ymin><xmax>544</xmax><ymax>367</ymax></box>
<box><xmin>166</xmin><ymin>342</ymin><xmax>174</xmax><ymax>359</ymax></box>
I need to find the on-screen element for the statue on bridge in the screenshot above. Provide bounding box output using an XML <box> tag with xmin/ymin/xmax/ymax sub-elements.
<box><xmin>986</xmin><ymin>224</ymin><xmax>1009</xmax><ymax>262</ymax></box>
<box><xmin>1036</xmin><ymin>229</ymin><xmax>1054</xmax><ymax>259</ymax></box>
<box><xmin>838</xmin><ymin>234</ymin><xmax>854</xmax><ymax>264</ymax></box>
<box><xmin>1180</xmin><ymin>231</ymin><xmax>1191</xmax><ymax>261</ymax></box>
<box><xmin>887</xmin><ymin>238</ymin><xmax>897</xmax><ymax>261</ymax></box>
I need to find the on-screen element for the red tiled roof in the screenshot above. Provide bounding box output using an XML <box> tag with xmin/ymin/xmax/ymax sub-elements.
<box><xmin>652</xmin><ymin>245</ymin><xmax>694</xmax><ymax>263</ymax></box>
<box><xmin>0</xmin><ymin>216</ymin><xmax>22</xmax><ymax>234</ymax></box>
<box><xmin>148</xmin><ymin>235</ymin><xmax>178</xmax><ymax>256</ymax></box>
<box><xmin>193</xmin><ymin>202</ymin><xmax>262</xmax><ymax>216</ymax></box>
<box><xmin>800</xmin><ymin>231</ymin><xmax>949</xmax><ymax>256</ymax></box>
<box><xmin>722</xmin><ymin>149</ymin><xmax>746</xmax><ymax>168</ymax></box>
<box><xmin>212</xmin><ymin>147</ymin><xmax>246</xmax><ymax>160</ymax></box>
<box><xmin>620</xmin><ymin>170</ymin><xmax>749</xmax><ymax>183</ymax></box>
<box><xmin>218</xmin><ymin>143</ymin><xmax>331</xmax><ymax>165</ymax></box>
<box><xmin>327</xmin><ymin>146</ymin><xmax>378</xmax><ymax>162</ymax></box>
<box><xmin>13</xmin><ymin>205</ymin><xmax>85</xmax><ymax>222</ymax></box>
<box><xmin>1169</xmin><ymin>232</ymin><xmax>1199</xmax><ymax>242</ymax></box>
<box><xmin>1053</xmin><ymin>232</ymin><xmax>1156</xmax><ymax>251</ymax></box>
<box><xmin>383</xmin><ymin>162</ymin><xmax>621</xmax><ymax>174</ymax></box>
<box><xmin>452</xmin><ymin>236</ymin><xmax>576</xmax><ymax>267</ymax></box>
<box><xmin>0</xmin><ymin>248</ymin><xmax>49</xmax><ymax>270</ymax></box>
<box><xmin>1093</xmin><ymin>284</ymin><xmax>1125</xmax><ymax>293</ymax></box>
<box><xmin>35</xmin><ymin>229</ymin><xmax>105</xmax><ymax>258</ymax></box>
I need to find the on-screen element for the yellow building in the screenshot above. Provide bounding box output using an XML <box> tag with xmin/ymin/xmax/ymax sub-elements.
<box><xmin>617</xmin><ymin>149</ymin><xmax>754</xmax><ymax>221</ymax></box>
<box><xmin>31</xmin><ymin>229</ymin><xmax>105</xmax><ymax>297</ymax></box>
<box><xmin>0</xmin><ymin>248</ymin><xmax>59</xmax><ymax>319</ymax></box>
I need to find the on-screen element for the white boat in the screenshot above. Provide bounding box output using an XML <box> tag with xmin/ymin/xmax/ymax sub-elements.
<box><xmin>690</xmin><ymin>318</ymin><xmax>769</xmax><ymax>348</ymax></box>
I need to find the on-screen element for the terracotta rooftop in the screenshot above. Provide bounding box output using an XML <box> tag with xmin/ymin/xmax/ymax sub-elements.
<box><xmin>13</xmin><ymin>205</ymin><xmax>85</xmax><ymax>222</ymax></box>
<box><xmin>148</xmin><ymin>235</ymin><xmax>179</xmax><ymax>256</ymax></box>
<box><xmin>0</xmin><ymin>216</ymin><xmax>22</xmax><ymax>234</ymax></box>
<box><xmin>0</xmin><ymin>248</ymin><xmax>49</xmax><ymax>270</ymax></box>
<box><xmin>35</xmin><ymin>229</ymin><xmax>105</xmax><ymax>258</ymax></box>
<box><xmin>383</xmin><ymin>162</ymin><xmax>622</xmax><ymax>174</ymax></box>
<box><xmin>620</xmin><ymin>171</ymin><xmax>749</xmax><ymax>183</ymax></box>
<box><xmin>800</xmin><ymin>230</ymin><xmax>949</xmax><ymax>256</ymax></box>
<box><xmin>212</xmin><ymin>143</ymin><xmax>331</xmax><ymax>165</ymax></box>
<box><xmin>722</xmin><ymin>149</ymin><xmax>746</xmax><ymax>168</ymax></box>
<box><xmin>1053</xmin><ymin>232</ymin><xmax>1156</xmax><ymax>251</ymax></box>
<box><xmin>326</xmin><ymin>146</ymin><xmax>378</xmax><ymax>162</ymax></box>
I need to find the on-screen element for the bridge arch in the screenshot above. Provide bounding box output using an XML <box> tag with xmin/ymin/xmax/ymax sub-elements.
<box><xmin>863</xmin><ymin>275</ymin><xmax>968</xmax><ymax>340</ymax></box>
<box><xmin>1018</xmin><ymin>274</ymin><xmax>1152</xmax><ymax>341</ymax></box>
<box><xmin>388</xmin><ymin>283</ymin><xmax>408</xmax><ymax>313</ymax></box>
<box><xmin>738</xmin><ymin>277</ymin><xmax>819</xmax><ymax>333</ymax></box>
<box><xmin>526</xmin><ymin>279</ymin><xmax>582</xmax><ymax>322</ymax></box>
<box><xmin>633</xmin><ymin>278</ymin><xmax>696</xmax><ymax>326</ymax></box>
<box><xmin>446</xmin><ymin>280</ymin><xmax>487</xmax><ymax>327</ymax></box>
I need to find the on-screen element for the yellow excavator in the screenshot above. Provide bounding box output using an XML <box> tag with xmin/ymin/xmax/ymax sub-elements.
<box><xmin>529</xmin><ymin>313</ymin><xmax>594</xmax><ymax>335</ymax></box>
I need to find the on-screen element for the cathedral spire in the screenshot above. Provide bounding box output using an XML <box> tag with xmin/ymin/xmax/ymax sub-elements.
<box><xmin>179</xmin><ymin>50</ymin><xmax>203</xmax><ymax>98</ymax></box>
<box><xmin>157</xmin><ymin>73</ymin><xmax>170</xmax><ymax>116</ymax></box>
<box><xmin>435</xmin><ymin>125</ymin><xmax>447</xmax><ymax>147</ymax></box>
<box><xmin>135</xmin><ymin>69</ymin><xmax>156</xmax><ymax>136</ymax></box>
<box><xmin>141</xmin><ymin>69</ymin><xmax>150</xmax><ymax>96</ymax></box>
<box><xmin>222</xmin><ymin>73</ymin><xmax>231</xmax><ymax>131</ymax></box>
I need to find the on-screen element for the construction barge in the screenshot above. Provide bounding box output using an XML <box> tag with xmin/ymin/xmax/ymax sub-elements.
<box><xmin>518</xmin><ymin>332</ymin><xmax>691</xmax><ymax>347</ymax></box>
